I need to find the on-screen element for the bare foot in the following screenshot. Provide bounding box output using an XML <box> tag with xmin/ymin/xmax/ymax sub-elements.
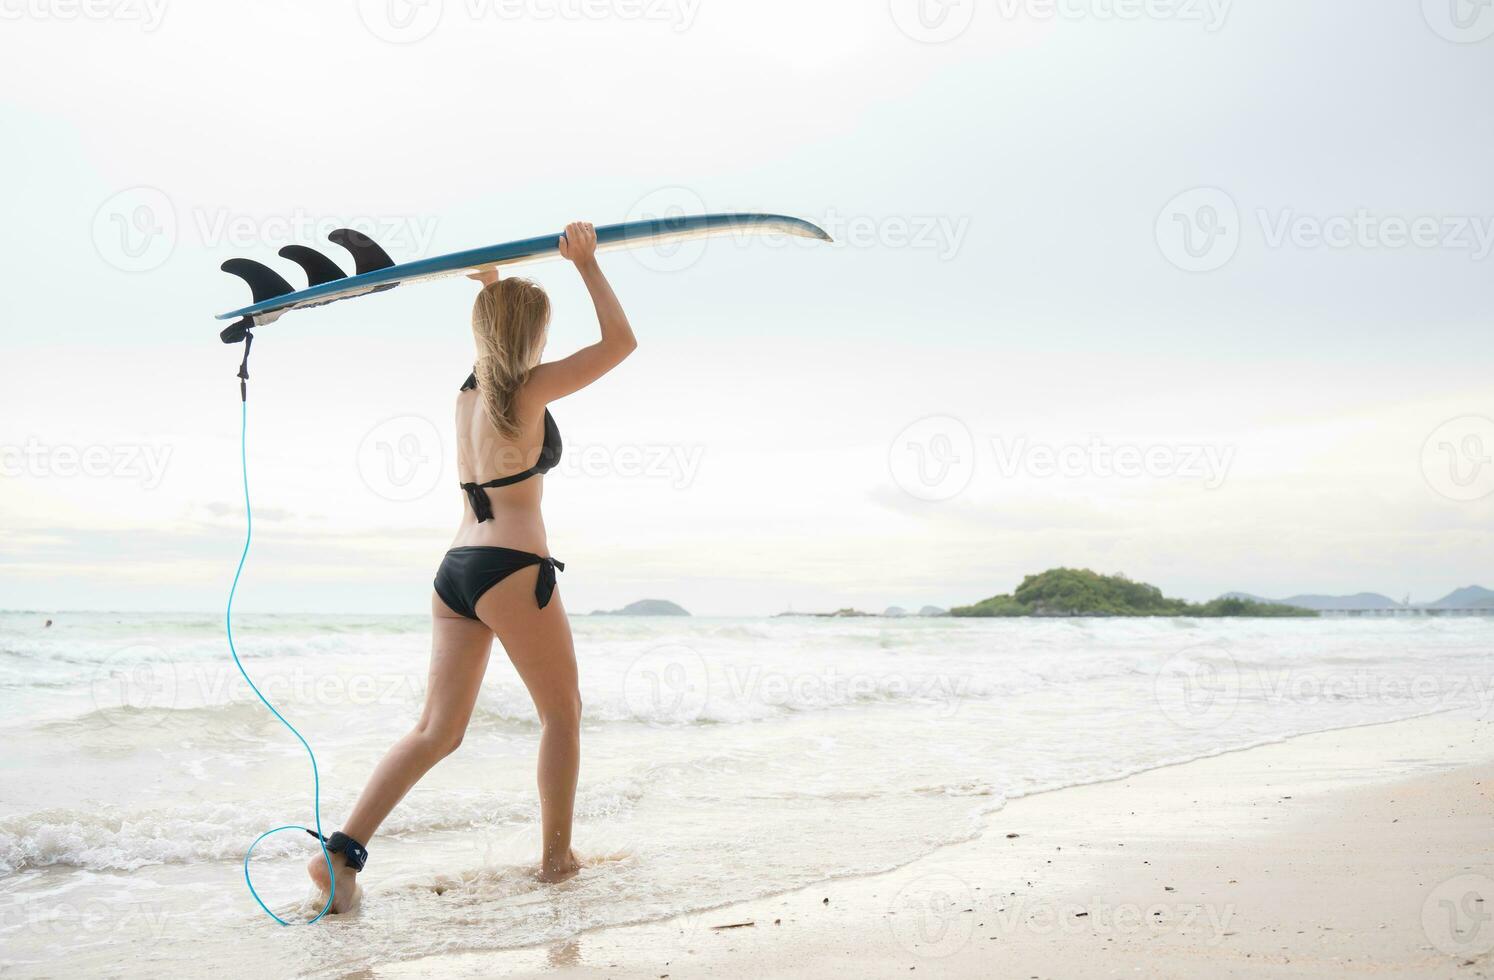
<box><xmin>306</xmin><ymin>850</ymin><xmax>362</xmax><ymax>914</ymax></box>
<box><xmin>536</xmin><ymin>849</ymin><xmax>581</xmax><ymax>883</ymax></box>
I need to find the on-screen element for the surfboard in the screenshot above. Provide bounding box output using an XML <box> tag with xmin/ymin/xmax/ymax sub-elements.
<box><xmin>217</xmin><ymin>212</ymin><xmax>831</xmax><ymax>342</ymax></box>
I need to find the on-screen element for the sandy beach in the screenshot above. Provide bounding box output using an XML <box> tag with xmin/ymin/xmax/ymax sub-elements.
<box><xmin>380</xmin><ymin>708</ymin><xmax>1494</xmax><ymax>979</ymax></box>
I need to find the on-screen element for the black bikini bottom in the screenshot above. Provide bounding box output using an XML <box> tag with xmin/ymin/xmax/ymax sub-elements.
<box><xmin>433</xmin><ymin>547</ymin><xmax>565</xmax><ymax>620</ymax></box>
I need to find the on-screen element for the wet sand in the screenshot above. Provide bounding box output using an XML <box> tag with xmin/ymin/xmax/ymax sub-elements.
<box><xmin>374</xmin><ymin>708</ymin><xmax>1494</xmax><ymax>979</ymax></box>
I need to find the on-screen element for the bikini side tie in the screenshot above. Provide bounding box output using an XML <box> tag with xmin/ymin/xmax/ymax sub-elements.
<box><xmin>536</xmin><ymin>556</ymin><xmax>565</xmax><ymax>608</ymax></box>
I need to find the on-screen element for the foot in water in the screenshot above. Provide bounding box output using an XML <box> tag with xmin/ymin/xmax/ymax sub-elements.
<box><xmin>306</xmin><ymin>850</ymin><xmax>362</xmax><ymax>914</ymax></box>
<box><xmin>537</xmin><ymin>849</ymin><xmax>581</xmax><ymax>883</ymax></box>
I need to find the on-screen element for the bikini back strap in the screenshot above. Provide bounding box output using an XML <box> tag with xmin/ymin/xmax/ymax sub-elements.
<box><xmin>460</xmin><ymin>482</ymin><xmax>495</xmax><ymax>522</ymax></box>
<box><xmin>460</xmin><ymin>467</ymin><xmax>545</xmax><ymax>521</ymax></box>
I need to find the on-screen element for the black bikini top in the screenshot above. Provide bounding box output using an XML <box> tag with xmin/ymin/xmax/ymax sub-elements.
<box><xmin>458</xmin><ymin>371</ymin><xmax>562</xmax><ymax>522</ymax></box>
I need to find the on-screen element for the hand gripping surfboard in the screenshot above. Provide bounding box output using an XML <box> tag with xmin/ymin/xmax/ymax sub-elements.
<box><xmin>216</xmin><ymin>212</ymin><xmax>832</xmax><ymax>343</ymax></box>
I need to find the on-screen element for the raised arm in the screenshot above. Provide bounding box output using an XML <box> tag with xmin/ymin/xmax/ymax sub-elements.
<box><xmin>525</xmin><ymin>221</ymin><xmax>638</xmax><ymax>404</ymax></box>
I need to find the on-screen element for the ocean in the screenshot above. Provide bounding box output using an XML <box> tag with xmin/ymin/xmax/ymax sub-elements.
<box><xmin>1</xmin><ymin>611</ymin><xmax>1490</xmax><ymax>977</ymax></box>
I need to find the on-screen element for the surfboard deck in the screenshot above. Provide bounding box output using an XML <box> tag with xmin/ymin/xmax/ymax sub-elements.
<box><xmin>217</xmin><ymin>212</ymin><xmax>831</xmax><ymax>340</ymax></box>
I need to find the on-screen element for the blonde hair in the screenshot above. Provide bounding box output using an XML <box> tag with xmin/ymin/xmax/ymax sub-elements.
<box><xmin>470</xmin><ymin>277</ymin><xmax>550</xmax><ymax>438</ymax></box>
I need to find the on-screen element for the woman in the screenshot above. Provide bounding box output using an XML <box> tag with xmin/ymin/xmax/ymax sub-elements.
<box><xmin>308</xmin><ymin>221</ymin><xmax>636</xmax><ymax>910</ymax></box>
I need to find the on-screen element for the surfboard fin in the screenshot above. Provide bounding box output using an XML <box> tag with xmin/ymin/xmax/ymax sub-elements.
<box><xmin>328</xmin><ymin>228</ymin><xmax>396</xmax><ymax>275</ymax></box>
<box><xmin>221</xmin><ymin>258</ymin><xmax>295</xmax><ymax>305</ymax></box>
<box><xmin>278</xmin><ymin>245</ymin><xmax>348</xmax><ymax>287</ymax></box>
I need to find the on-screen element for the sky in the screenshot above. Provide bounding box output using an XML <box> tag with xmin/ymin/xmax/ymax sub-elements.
<box><xmin>1</xmin><ymin>0</ymin><xmax>1491</xmax><ymax>615</ymax></box>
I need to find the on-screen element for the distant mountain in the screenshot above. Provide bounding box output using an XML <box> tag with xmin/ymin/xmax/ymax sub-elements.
<box><xmin>1429</xmin><ymin>586</ymin><xmax>1494</xmax><ymax>609</ymax></box>
<box><xmin>590</xmin><ymin>599</ymin><xmax>690</xmax><ymax>616</ymax></box>
<box><xmin>1277</xmin><ymin>592</ymin><xmax>1401</xmax><ymax>611</ymax></box>
<box><xmin>1221</xmin><ymin>591</ymin><xmax>1397</xmax><ymax>611</ymax></box>
<box><xmin>855</xmin><ymin>605</ymin><xmax>949</xmax><ymax>617</ymax></box>
<box><xmin>1222</xmin><ymin>588</ymin><xmax>1494</xmax><ymax>610</ymax></box>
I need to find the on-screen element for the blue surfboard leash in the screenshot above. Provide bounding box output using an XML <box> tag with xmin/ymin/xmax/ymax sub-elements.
<box><xmin>226</xmin><ymin>329</ymin><xmax>338</xmax><ymax>925</ymax></box>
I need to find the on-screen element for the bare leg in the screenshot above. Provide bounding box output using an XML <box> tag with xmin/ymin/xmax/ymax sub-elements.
<box><xmin>475</xmin><ymin>567</ymin><xmax>582</xmax><ymax>882</ymax></box>
<box><xmin>307</xmin><ymin>595</ymin><xmax>494</xmax><ymax>910</ymax></box>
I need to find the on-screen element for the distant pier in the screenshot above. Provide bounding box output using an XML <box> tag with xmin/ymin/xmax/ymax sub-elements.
<box><xmin>1314</xmin><ymin>606</ymin><xmax>1491</xmax><ymax>618</ymax></box>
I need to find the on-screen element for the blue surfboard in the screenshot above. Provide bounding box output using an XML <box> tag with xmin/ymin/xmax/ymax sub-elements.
<box><xmin>217</xmin><ymin>212</ymin><xmax>831</xmax><ymax>342</ymax></box>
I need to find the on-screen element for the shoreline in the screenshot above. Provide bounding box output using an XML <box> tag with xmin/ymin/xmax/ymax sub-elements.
<box><xmin>375</xmin><ymin>708</ymin><xmax>1494</xmax><ymax>979</ymax></box>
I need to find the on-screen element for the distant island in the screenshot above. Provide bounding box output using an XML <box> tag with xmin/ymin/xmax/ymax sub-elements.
<box><xmin>769</xmin><ymin>579</ymin><xmax>1490</xmax><ymax>620</ymax></box>
<box><xmin>951</xmin><ymin>569</ymin><xmax>1317</xmax><ymax>618</ymax></box>
<box><xmin>589</xmin><ymin>599</ymin><xmax>690</xmax><ymax>616</ymax></box>
<box><xmin>776</xmin><ymin>606</ymin><xmax>949</xmax><ymax>619</ymax></box>
<box><xmin>1224</xmin><ymin>586</ymin><xmax>1494</xmax><ymax>615</ymax></box>
<box><xmin>884</xmin><ymin>606</ymin><xmax>948</xmax><ymax>618</ymax></box>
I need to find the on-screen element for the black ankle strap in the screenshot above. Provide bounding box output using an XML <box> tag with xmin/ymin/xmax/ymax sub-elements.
<box><xmin>307</xmin><ymin>830</ymin><xmax>368</xmax><ymax>872</ymax></box>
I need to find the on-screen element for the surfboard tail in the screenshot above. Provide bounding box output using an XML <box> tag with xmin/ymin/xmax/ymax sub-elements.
<box><xmin>220</xmin><ymin>229</ymin><xmax>401</xmax><ymax>341</ymax></box>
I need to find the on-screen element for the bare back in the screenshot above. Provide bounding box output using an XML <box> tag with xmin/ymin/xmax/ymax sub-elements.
<box><xmin>451</xmin><ymin>385</ymin><xmax>551</xmax><ymax>553</ymax></box>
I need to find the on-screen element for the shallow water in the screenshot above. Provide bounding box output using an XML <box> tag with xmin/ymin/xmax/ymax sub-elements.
<box><xmin>1</xmin><ymin>611</ymin><xmax>1490</xmax><ymax>977</ymax></box>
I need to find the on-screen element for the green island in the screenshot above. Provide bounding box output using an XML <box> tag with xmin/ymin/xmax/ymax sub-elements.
<box><xmin>951</xmin><ymin>568</ymin><xmax>1318</xmax><ymax>618</ymax></box>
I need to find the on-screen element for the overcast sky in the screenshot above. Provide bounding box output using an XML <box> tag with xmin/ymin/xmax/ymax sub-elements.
<box><xmin>1</xmin><ymin>0</ymin><xmax>1491</xmax><ymax>614</ymax></box>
